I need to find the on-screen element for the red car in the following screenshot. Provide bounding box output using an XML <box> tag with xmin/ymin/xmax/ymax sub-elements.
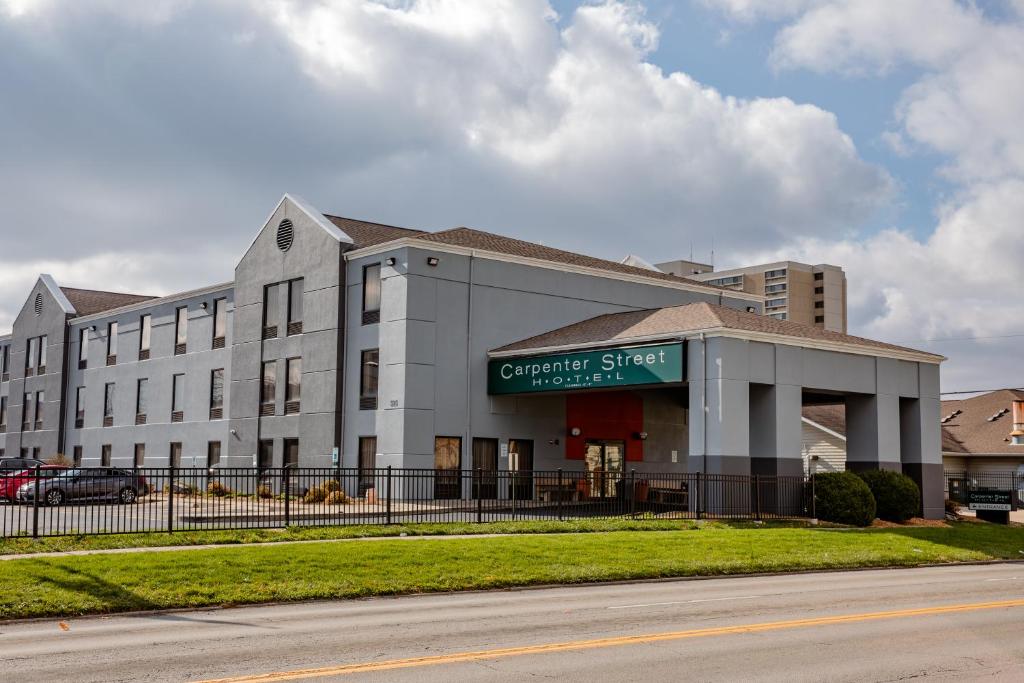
<box><xmin>1</xmin><ymin>465</ymin><xmax>68</xmax><ymax>501</ymax></box>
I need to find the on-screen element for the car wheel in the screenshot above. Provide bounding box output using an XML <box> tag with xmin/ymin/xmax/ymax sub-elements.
<box><xmin>118</xmin><ymin>487</ymin><xmax>138</xmax><ymax>505</ymax></box>
<box><xmin>45</xmin><ymin>489</ymin><xmax>65</xmax><ymax>506</ymax></box>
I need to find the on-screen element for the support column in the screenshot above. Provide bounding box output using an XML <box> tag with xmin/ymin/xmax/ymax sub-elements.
<box><xmin>687</xmin><ymin>337</ymin><xmax>751</xmax><ymax>476</ymax></box>
<box><xmin>749</xmin><ymin>383</ymin><xmax>804</xmax><ymax>477</ymax></box>
<box><xmin>900</xmin><ymin>364</ymin><xmax>944</xmax><ymax>519</ymax></box>
<box><xmin>845</xmin><ymin>392</ymin><xmax>902</xmax><ymax>473</ymax></box>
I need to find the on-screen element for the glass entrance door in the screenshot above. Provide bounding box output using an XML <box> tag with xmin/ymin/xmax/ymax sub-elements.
<box><xmin>508</xmin><ymin>439</ymin><xmax>534</xmax><ymax>501</ymax></box>
<box><xmin>584</xmin><ymin>440</ymin><xmax>624</xmax><ymax>498</ymax></box>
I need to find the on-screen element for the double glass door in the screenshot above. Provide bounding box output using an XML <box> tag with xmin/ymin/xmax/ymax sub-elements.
<box><xmin>585</xmin><ymin>440</ymin><xmax>624</xmax><ymax>499</ymax></box>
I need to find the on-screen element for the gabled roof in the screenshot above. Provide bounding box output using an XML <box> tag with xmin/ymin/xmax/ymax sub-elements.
<box><xmin>60</xmin><ymin>287</ymin><xmax>156</xmax><ymax>317</ymax></box>
<box><xmin>490</xmin><ymin>301</ymin><xmax>944</xmax><ymax>363</ymax></box>
<box><xmin>416</xmin><ymin>228</ymin><xmax>732</xmax><ymax>292</ymax></box>
<box><xmin>940</xmin><ymin>389</ymin><xmax>1024</xmax><ymax>455</ymax></box>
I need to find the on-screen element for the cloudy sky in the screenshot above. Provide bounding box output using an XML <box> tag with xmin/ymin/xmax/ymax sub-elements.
<box><xmin>1</xmin><ymin>0</ymin><xmax>1021</xmax><ymax>393</ymax></box>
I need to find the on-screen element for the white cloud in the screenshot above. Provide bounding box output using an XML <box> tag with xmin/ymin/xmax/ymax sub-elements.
<box><xmin>706</xmin><ymin>0</ymin><xmax>1024</xmax><ymax>390</ymax></box>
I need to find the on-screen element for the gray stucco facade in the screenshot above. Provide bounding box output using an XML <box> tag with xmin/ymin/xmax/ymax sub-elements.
<box><xmin>0</xmin><ymin>194</ymin><xmax>946</xmax><ymax>517</ymax></box>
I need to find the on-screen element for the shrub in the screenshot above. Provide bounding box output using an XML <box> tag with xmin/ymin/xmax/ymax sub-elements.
<box><xmin>46</xmin><ymin>453</ymin><xmax>72</xmax><ymax>467</ymax></box>
<box><xmin>207</xmin><ymin>481</ymin><xmax>232</xmax><ymax>497</ymax></box>
<box><xmin>325</xmin><ymin>490</ymin><xmax>350</xmax><ymax>505</ymax></box>
<box><xmin>812</xmin><ymin>471</ymin><xmax>876</xmax><ymax>527</ymax></box>
<box><xmin>856</xmin><ymin>469</ymin><xmax>921</xmax><ymax>523</ymax></box>
<box><xmin>945</xmin><ymin>497</ymin><xmax>961</xmax><ymax>518</ymax></box>
<box><xmin>256</xmin><ymin>485</ymin><xmax>274</xmax><ymax>499</ymax></box>
<box><xmin>302</xmin><ymin>480</ymin><xmax>343</xmax><ymax>504</ymax></box>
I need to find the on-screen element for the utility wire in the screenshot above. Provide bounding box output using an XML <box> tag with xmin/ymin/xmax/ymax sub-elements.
<box><xmin>896</xmin><ymin>333</ymin><xmax>1024</xmax><ymax>344</ymax></box>
<box><xmin>940</xmin><ymin>388</ymin><xmax>1024</xmax><ymax>395</ymax></box>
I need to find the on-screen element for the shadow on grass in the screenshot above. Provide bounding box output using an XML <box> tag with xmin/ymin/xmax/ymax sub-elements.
<box><xmin>863</xmin><ymin>522</ymin><xmax>1024</xmax><ymax>559</ymax></box>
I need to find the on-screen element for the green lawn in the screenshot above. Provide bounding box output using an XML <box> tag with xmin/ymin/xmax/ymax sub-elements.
<box><xmin>2</xmin><ymin>522</ymin><xmax>1023</xmax><ymax>621</ymax></box>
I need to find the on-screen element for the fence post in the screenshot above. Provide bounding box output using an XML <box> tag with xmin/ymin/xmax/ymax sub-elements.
<box><xmin>386</xmin><ymin>466</ymin><xmax>392</xmax><ymax>525</ymax></box>
<box><xmin>630</xmin><ymin>469</ymin><xmax>637</xmax><ymax>518</ymax></box>
<box><xmin>284</xmin><ymin>466</ymin><xmax>291</xmax><ymax>528</ymax></box>
<box><xmin>476</xmin><ymin>468</ymin><xmax>483</xmax><ymax>524</ymax></box>
<box><xmin>811</xmin><ymin>473</ymin><xmax>817</xmax><ymax>520</ymax></box>
<box><xmin>557</xmin><ymin>469</ymin><xmax>563</xmax><ymax>522</ymax></box>
<box><xmin>696</xmin><ymin>471</ymin><xmax>702</xmax><ymax>520</ymax></box>
<box><xmin>167</xmin><ymin>464</ymin><xmax>175</xmax><ymax>533</ymax></box>
<box><xmin>754</xmin><ymin>474</ymin><xmax>762</xmax><ymax>521</ymax></box>
<box><xmin>32</xmin><ymin>464</ymin><xmax>41</xmax><ymax>539</ymax></box>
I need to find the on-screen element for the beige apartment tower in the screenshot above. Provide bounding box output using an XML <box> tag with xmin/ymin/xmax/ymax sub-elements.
<box><xmin>655</xmin><ymin>260</ymin><xmax>848</xmax><ymax>333</ymax></box>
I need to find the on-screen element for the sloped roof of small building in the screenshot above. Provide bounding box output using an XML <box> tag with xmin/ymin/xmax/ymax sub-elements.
<box><xmin>60</xmin><ymin>287</ymin><xmax>157</xmax><ymax>317</ymax></box>
<box><xmin>940</xmin><ymin>389</ymin><xmax>1024</xmax><ymax>455</ymax></box>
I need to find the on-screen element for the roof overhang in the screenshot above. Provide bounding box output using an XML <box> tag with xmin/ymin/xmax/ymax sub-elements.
<box><xmin>342</xmin><ymin>239</ymin><xmax>764</xmax><ymax>303</ymax></box>
<box><xmin>39</xmin><ymin>274</ymin><xmax>76</xmax><ymax>315</ymax></box>
<box><xmin>489</xmin><ymin>327</ymin><xmax>945</xmax><ymax>365</ymax></box>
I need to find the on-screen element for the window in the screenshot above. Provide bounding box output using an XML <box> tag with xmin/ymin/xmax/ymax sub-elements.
<box><xmin>285</xmin><ymin>358</ymin><xmax>301</xmax><ymax>414</ymax></box>
<box><xmin>257</xmin><ymin>439</ymin><xmax>274</xmax><ymax>475</ymax></box>
<box><xmin>26</xmin><ymin>337</ymin><xmax>37</xmax><ymax>375</ymax></box>
<box><xmin>433</xmin><ymin>436</ymin><xmax>462</xmax><ymax>500</ymax></box>
<box><xmin>136</xmin><ymin>378</ymin><xmax>148</xmax><ymax>424</ymax></box>
<box><xmin>207</xmin><ymin>441</ymin><xmax>221</xmax><ymax>468</ymax></box>
<box><xmin>174</xmin><ymin>307</ymin><xmax>188</xmax><ymax>354</ymax></box>
<box><xmin>814</xmin><ymin>271</ymin><xmax>824</xmax><ymax>281</ymax></box>
<box><xmin>765</xmin><ymin>297</ymin><xmax>786</xmax><ymax>308</ymax></box>
<box><xmin>362</xmin><ymin>264</ymin><xmax>382</xmax><ymax>324</ymax></box>
<box><xmin>72</xmin><ymin>446</ymin><xmax>82</xmax><ymax>466</ymax></box>
<box><xmin>765</xmin><ymin>283</ymin><xmax>787</xmax><ymax>294</ymax></box>
<box><xmin>359</xmin><ymin>349</ymin><xmax>379</xmax><ymax>410</ymax></box>
<box><xmin>169</xmin><ymin>442</ymin><xmax>182</xmax><ymax>468</ymax></box>
<box><xmin>263</xmin><ymin>283</ymin><xmax>280</xmax><ymax>339</ymax></box>
<box><xmin>171</xmin><ymin>373</ymin><xmax>185</xmax><ymax>422</ymax></box>
<box><xmin>1</xmin><ymin>344</ymin><xmax>8</xmax><ymax>378</ymax></box>
<box><xmin>75</xmin><ymin>386</ymin><xmax>85</xmax><ymax>428</ymax></box>
<box><xmin>768</xmin><ymin>312</ymin><xmax>787</xmax><ymax>321</ymax></box>
<box><xmin>358</xmin><ymin>436</ymin><xmax>377</xmax><ymax>495</ymax></box>
<box><xmin>814</xmin><ymin>286</ymin><xmax>824</xmax><ymax>294</ymax></box>
<box><xmin>38</xmin><ymin>335</ymin><xmax>47</xmax><ymax>373</ymax></box>
<box><xmin>212</xmin><ymin>298</ymin><xmax>227</xmax><ymax>348</ymax></box>
<box><xmin>814</xmin><ymin>300</ymin><xmax>824</xmax><ymax>309</ymax></box>
<box><xmin>260</xmin><ymin>361</ymin><xmax>276</xmax><ymax>416</ymax></box>
<box><xmin>103</xmin><ymin>383</ymin><xmax>115</xmax><ymax>426</ymax></box>
<box><xmin>134</xmin><ymin>443</ymin><xmax>145</xmax><ymax>468</ymax></box>
<box><xmin>101</xmin><ymin>445</ymin><xmax>112</xmax><ymax>467</ymax></box>
<box><xmin>0</xmin><ymin>396</ymin><xmax>7</xmax><ymax>432</ymax></box>
<box><xmin>706</xmin><ymin>275</ymin><xmax>742</xmax><ymax>287</ymax></box>
<box><xmin>78</xmin><ymin>328</ymin><xmax>88</xmax><ymax>368</ymax></box>
<box><xmin>209</xmin><ymin>369</ymin><xmax>224</xmax><ymax>419</ymax></box>
<box><xmin>765</xmin><ymin>268</ymin><xmax>787</xmax><ymax>279</ymax></box>
<box><xmin>139</xmin><ymin>314</ymin><xmax>152</xmax><ymax>360</ymax></box>
<box><xmin>283</xmin><ymin>438</ymin><xmax>299</xmax><ymax>467</ymax></box>
<box><xmin>22</xmin><ymin>392</ymin><xmax>31</xmax><ymax>430</ymax></box>
<box><xmin>287</xmin><ymin>279</ymin><xmax>303</xmax><ymax>335</ymax></box>
<box><xmin>107</xmin><ymin>321</ymin><xmax>118</xmax><ymax>364</ymax></box>
<box><xmin>815</xmin><ymin>315</ymin><xmax>825</xmax><ymax>324</ymax></box>
<box><xmin>34</xmin><ymin>391</ymin><xmax>44</xmax><ymax>430</ymax></box>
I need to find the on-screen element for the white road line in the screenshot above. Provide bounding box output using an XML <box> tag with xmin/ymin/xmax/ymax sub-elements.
<box><xmin>607</xmin><ymin>595</ymin><xmax>764</xmax><ymax>610</ymax></box>
<box><xmin>984</xmin><ymin>577</ymin><xmax>1021</xmax><ymax>582</ymax></box>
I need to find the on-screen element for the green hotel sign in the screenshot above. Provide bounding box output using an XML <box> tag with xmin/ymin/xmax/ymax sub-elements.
<box><xmin>488</xmin><ymin>342</ymin><xmax>684</xmax><ymax>395</ymax></box>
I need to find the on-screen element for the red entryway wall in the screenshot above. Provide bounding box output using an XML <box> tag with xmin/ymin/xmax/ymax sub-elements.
<box><xmin>565</xmin><ymin>391</ymin><xmax>644</xmax><ymax>461</ymax></box>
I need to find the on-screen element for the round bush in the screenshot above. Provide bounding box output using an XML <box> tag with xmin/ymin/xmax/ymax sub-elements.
<box><xmin>813</xmin><ymin>471</ymin><xmax>876</xmax><ymax>526</ymax></box>
<box><xmin>856</xmin><ymin>469</ymin><xmax>921</xmax><ymax>523</ymax></box>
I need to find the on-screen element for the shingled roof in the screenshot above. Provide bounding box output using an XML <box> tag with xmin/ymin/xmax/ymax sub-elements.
<box><xmin>802</xmin><ymin>404</ymin><xmax>968</xmax><ymax>454</ymax></box>
<box><xmin>325</xmin><ymin>215</ymin><xmax>424</xmax><ymax>249</ymax></box>
<box><xmin>416</xmin><ymin>227</ymin><xmax>734</xmax><ymax>292</ymax></box>
<box><xmin>491</xmin><ymin>302</ymin><xmax>944</xmax><ymax>361</ymax></box>
<box><xmin>60</xmin><ymin>287</ymin><xmax>157</xmax><ymax>317</ymax></box>
<box><xmin>940</xmin><ymin>389</ymin><xmax>1024</xmax><ymax>455</ymax></box>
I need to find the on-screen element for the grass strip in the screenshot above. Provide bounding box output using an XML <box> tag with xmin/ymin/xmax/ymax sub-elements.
<box><xmin>2</xmin><ymin>522</ymin><xmax>1023</xmax><ymax>620</ymax></box>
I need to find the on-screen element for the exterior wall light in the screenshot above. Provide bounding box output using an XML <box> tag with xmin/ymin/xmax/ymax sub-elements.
<box><xmin>634</xmin><ymin>431</ymin><xmax>648</xmax><ymax>440</ymax></box>
<box><xmin>426</xmin><ymin>256</ymin><xmax>440</xmax><ymax>267</ymax></box>
<box><xmin>89</xmin><ymin>325</ymin><xmax>97</xmax><ymax>332</ymax></box>
<box><xmin>569</xmin><ymin>427</ymin><xmax>582</xmax><ymax>437</ymax></box>
<box><xmin>200</xmin><ymin>301</ymin><xmax>208</xmax><ymax>310</ymax></box>
<box><xmin>746</xmin><ymin>306</ymin><xmax>757</xmax><ymax>313</ymax></box>
<box><xmin>548</xmin><ymin>438</ymin><xmax>560</xmax><ymax>446</ymax></box>
<box><xmin>385</xmin><ymin>257</ymin><xmax>397</xmax><ymax>266</ymax></box>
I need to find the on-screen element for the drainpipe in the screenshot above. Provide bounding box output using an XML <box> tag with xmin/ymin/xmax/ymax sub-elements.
<box><xmin>700</xmin><ymin>332</ymin><xmax>707</xmax><ymax>474</ymax></box>
<box><xmin>465</xmin><ymin>252</ymin><xmax>475</xmax><ymax>471</ymax></box>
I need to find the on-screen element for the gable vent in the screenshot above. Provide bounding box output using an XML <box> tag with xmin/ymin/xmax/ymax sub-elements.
<box><xmin>34</xmin><ymin>293</ymin><xmax>43</xmax><ymax>315</ymax></box>
<box><xmin>276</xmin><ymin>219</ymin><xmax>294</xmax><ymax>252</ymax></box>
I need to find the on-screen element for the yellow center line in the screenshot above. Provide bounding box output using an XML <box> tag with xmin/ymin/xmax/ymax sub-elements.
<box><xmin>196</xmin><ymin>598</ymin><xmax>1024</xmax><ymax>682</ymax></box>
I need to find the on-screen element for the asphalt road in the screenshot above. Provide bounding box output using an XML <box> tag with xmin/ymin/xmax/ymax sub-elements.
<box><xmin>2</xmin><ymin>563</ymin><xmax>1024</xmax><ymax>682</ymax></box>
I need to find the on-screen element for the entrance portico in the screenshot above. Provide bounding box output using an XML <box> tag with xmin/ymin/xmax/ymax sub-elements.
<box><xmin>489</xmin><ymin>302</ymin><xmax>946</xmax><ymax>519</ymax></box>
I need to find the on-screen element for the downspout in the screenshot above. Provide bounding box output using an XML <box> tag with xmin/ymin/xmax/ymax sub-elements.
<box><xmin>465</xmin><ymin>252</ymin><xmax>475</xmax><ymax>470</ymax></box>
<box><xmin>335</xmin><ymin>247</ymin><xmax>349</xmax><ymax>467</ymax></box>
<box><xmin>58</xmin><ymin>316</ymin><xmax>71</xmax><ymax>457</ymax></box>
<box><xmin>700</xmin><ymin>332</ymin><xmax>707</xmax><ymax>474</ymax></box>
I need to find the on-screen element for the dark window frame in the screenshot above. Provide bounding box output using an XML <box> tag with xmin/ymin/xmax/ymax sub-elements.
<box><xmin>359</xmin><ymin>349</ymin><xmax>379</xmax><ymax>410</ymax></box>
<box><xmin>362</xmin><ymin>263</ymin><xmax>382</xmax><ymax>325</ymax></box>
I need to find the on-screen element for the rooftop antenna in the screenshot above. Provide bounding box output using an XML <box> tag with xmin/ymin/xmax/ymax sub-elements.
<box><xmin>689</xmin><ymin>241</ymin><xmax>693</xmax><ymax>262</ymax></box>
<box><xmin>710</xmin><ymin>235</ymin><xmax>715</xmax><ymax>270</ymax></box>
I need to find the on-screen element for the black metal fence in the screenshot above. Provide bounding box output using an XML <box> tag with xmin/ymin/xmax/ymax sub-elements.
<box><xmin>0</xmin><ymin>466</ymin><xmax>813</xmax><ymax>538</ymax></box>
<box><xmin>944</xmin><ymin>470</ymin><xmax>1023</xmax><ymax>506</ymax></box>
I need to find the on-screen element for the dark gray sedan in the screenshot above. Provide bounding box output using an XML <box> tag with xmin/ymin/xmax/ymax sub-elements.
<box><xmin>16</xmin><ymin>468</ymin><xmax>146</xmax><ymax>506</ymax></box>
